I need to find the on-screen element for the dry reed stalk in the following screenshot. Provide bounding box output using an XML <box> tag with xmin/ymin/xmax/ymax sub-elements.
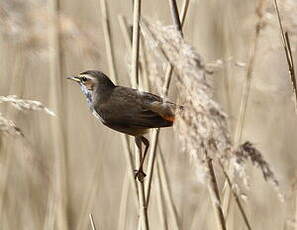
<box><xmin>137</xmin><ymin>175</ymin><xmax>149</xmax><ymax>230</ymax></box>
<box><xmin>118</xmin><ymin>14</ymin><xmax>149</xmax><ymax>90</ymax></box>
<box><xmin>139</xmin><ymin>34</ymin><xmax>150</xmax><ymax>91</ymax></box>
<box><xmin>118</xmin><ymin>14</ymin><xmax>152</xmax><ymax>230</ymax></box>
<box><xmin>272</xmin><ymin>1</ymin><xmax>297</xmax><ymax>226</ymax></box>
<box><xmin>118</xmin><ymin>15</ymin><xmax>132</xmax><ymax>50</ymax></box>
<box><xmin>144</xmin><ymin>66</ymin><xmax>174</xmax><ymax>208</ymax></box>
<box><xmin>145</xmin><ymin>129</ymin><xmax>160</xmax><ymax>205</ymax></box>
<box><xmin>99</xmin><ymin>0</ymin><xmax>118</xmax><ymax>83</ymax></box>
<box><xmin>168</xmin><ymin>0</ymin><xmax>183</xmax><ymax>37</ymax></box>
<box><xmin>76</xmin><ymin>156</ymin><xmax>102</xmax><ymax>230</ymax></box>
<box><xmin>180</xmin><ymin>0</ymin><xmax>190</xmax><ymax>28</ymax></box>
<box><xmin>0</xmin><ymin>49</ymin><xmax>26</xmax><ymax>223</ymax></box>
<box><xmin>118</xmin><ymin>12</ymin><xmax>152</xmax><ymax>230</ymax></box>
<box><xmin>119</xmin><ymin>13</ymin><xmax>168</xmax><ymax>230</ymax></box>
<box><xmin>219</xmin><ymin>162</ymin><xmax>252</xmax><ymax>230</ymax></box>
<box><xmin>157</xmin><ymin>147</ymin><xmax>179</xmax><ymax>230</ymax></box>
<box><xmin>145</xmin><ymin>0</ymin><xmax>190</xmax><ymax>205</ymax></box>
<box><xmin>234</xmin><ymin>0</ymin><xmax>267</xmax><ymax>145</ymax></box>
<box><xmin>117</xmin><ymin>172</ymin><xmax>131</xmax><ymax>230</ymax></box>
<box><xmin>99</xmin><ymin>0</ymin><xmax>139</xmax><ymax>208</ymax></box>
<box><xmin>295</xmin><ymin>183</ymin><xmax>297</xmax><ymax>230</ymax></box>
<box><xmin>142</xmin><ymin>1</ymin><xmax>190</xmax><ymax>229</ymax></box>
<box><xmin>121</xmin><ymin>135</ymin><xmax>139</xmax><ymax>200</ymax></box>
<box><xmin>273</xmin><ymin>0</ymin><xmax>297</xmax><ymax>113</ymax></box>
<box><xmin>155</xmin><ymin>160</ymin><xmax>167</xmax><ymax>230</ymax></box>
<box><xmin>131</xmin><ymin>1</ymin><xmax>149</xmax><ymax>229</ymax></box>
<box><xmin>131</xmin><ymin>0</ymin><xmax>142</xmax><ymax>88</ymax></box>
<box><xmin>44</xmin><ymin>0</ymin><xmax>68</xmax><ymax>229</ymax></box>
<box><xmin>206</xmin><ymin>154</ymin><xmax>227</xmax><ymax>230</ymax></box>
<box><xmin>141</xmin><ymin>3</ymin><xmax>189</xmax><ymax>230</ymax></box>
<box><xmin>89</xmin><ymin>214</ymin><xmax>97</xmax><ymax>230</ymax></box>
<box><xmin>223</xmin><ymin>0</ymin><xmax>268</xmax><ymax>225</ymax></box>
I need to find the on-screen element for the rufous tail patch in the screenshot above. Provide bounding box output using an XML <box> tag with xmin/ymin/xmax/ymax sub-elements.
<box><xmin>162</xmin><ymin>115</ymin><xmax>175</xmax><ymax>122</ymax></box>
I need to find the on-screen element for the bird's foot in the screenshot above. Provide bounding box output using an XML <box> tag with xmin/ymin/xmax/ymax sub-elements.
<box><xmin>134</xmin><ymin>168</ymin><xmax>146</xmax><ymax>182</ymax></box>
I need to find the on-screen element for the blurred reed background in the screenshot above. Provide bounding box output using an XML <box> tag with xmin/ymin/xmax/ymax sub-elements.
<box><xmin>0</xmin><ymin>0</ymin><xmax>296</xmax><ymax>229</ymax></box>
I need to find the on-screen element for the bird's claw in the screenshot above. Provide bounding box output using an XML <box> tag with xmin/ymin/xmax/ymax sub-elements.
<box><xmin>134</xmin><ymin>169</ymin><xmax>146</xmax><ymax>182</ymax></box>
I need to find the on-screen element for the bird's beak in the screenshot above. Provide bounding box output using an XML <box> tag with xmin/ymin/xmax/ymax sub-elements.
<box><xmin>66</xmin><ymin>76</ymin><xmax>81</xmax><ymax>82</ymax></box>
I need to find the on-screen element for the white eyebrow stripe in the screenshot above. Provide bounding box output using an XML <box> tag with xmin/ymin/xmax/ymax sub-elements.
<box><xmin>79</xmin><ymin>74</ymin><xmax>93</xmax><ymax>80</ymax></box>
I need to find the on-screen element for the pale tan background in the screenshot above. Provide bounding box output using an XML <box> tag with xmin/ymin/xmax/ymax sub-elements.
<box><xmin>0</xmin><ymin>0</ymin><xmax>296</xmax><ymax>229</ymax></box>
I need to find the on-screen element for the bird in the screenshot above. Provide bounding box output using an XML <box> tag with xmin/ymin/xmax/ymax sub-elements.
<box><xmin>67</xmin><ymin>70</ymin><xmax>181</xmax><ymax>182</ymax></box>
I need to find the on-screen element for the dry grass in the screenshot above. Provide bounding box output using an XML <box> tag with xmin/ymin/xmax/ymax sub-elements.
<box><xmin>0</xmin><ymin>0</ymin><xmax>296</xmax><ymax>229</ymax></box>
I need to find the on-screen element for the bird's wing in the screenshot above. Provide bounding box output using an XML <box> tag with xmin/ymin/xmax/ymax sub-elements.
<box><xmin>95</xmin><ymin>87</ymin><xmax>175</xmax><ymax>128</ymax></box>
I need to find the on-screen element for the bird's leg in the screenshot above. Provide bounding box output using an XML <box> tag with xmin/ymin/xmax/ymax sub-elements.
<box><xmin>139</xmin><ymin>136</ymin><xmax>150</xmax><ymax>172</ymax></box>
<box><xmin>134</xmin><ymin>136</ymin><xmax>149</xmax><ymax>182</ymax></box>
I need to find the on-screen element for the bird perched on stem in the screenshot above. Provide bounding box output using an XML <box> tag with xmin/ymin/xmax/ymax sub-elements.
<box><xmin>67</xmin><ymin>70</ymin><xmax>181</xmax><ymax>182</ymax></box>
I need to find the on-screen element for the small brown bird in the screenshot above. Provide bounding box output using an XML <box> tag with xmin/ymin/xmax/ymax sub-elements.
<box><xmin>67</xmin><ymin>70</ymin><xmax>180</xmax><ymax>181</ymax></box>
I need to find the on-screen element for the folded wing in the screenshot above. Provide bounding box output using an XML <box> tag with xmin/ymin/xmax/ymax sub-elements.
<box><xmin>95</xmin><ymin>87</ymin><xmax>177</xmax><ymax>129</ymax></box>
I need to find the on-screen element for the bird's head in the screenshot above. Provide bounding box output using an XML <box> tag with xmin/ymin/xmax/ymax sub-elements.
<box><xmin>67</xmin><ymin>70</ymin><xmax>115</xmax><ymax>106</ymax></box>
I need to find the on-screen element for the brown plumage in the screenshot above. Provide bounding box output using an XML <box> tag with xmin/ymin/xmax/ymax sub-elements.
<box><xmin>95</xmin><ymin>86</ymin><xmax>176</xmax><ymax>136</ymax></box>
<box><xmin>67</xmin><ymin>70</ymin><xmax>181</xmax><ymax>181</ymax></box>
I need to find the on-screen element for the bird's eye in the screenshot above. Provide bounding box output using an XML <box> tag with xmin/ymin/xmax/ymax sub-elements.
<box><xmin>81</xmin><ymin>76</ymin><xmax>88</xmax><ymax>82</ymax></box>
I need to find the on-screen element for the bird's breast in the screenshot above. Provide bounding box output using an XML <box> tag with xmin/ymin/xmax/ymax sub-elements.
<box><xmin>80</xmin><ymin>85</ymin><xmax>93</xmax><ymax>107</ymax></box>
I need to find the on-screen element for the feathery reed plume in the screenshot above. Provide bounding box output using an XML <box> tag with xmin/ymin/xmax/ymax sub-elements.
<box><xmin>0</xmin><ymin>95</ymin><xmax>55</xmax><ymax>136</ymax></box>
<box><xmin>144</xmin><ymin>21</ymin><xmax>284</xmax><ymax>230</ymax></box>
<box><xmin>0</xmin><ymin>113</ymin><xmax>23</xmax><ymax>136</ymax></box>
<box><xmin>0</xmin><ymin>95</ymin><xmax>55</xmax><ymax>116</ymax></box>
<box><xmin>145</xmin><ymin>21</ymin><xmax>280</xmax><ymax>192</ymax></box>
<box><xmin>149</xmin><ymin>23</ymin><xmax>230</xmax><ymax>161</ymax></box>
<box><xmin>144</xmin><ymin>21</ymin><xmax>230</xmax><ymax>230</ymax></box>
<box><xmin>233</xmin><ymin>142</ymin><xmax>279</xmax><ymax>188</ymax></box>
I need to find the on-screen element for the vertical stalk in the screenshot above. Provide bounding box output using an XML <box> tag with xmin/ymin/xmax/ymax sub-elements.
<box><xmin>100</xmin><ymin>0</ymin><xmax>118</xmax><ymax>83</ymax></box>
<box><xmin>131</xmin><ymin>0</ymin><xmax>149</xmax><ymax>229</ymax></box>
<box><xmin>168</xmin><ymin>0</ymin><xmax>183</xmax><ymax>37</ymax></box>
<box><xmin>223</xmin><ymin>0</ymin><xmax>267</xmax><ymax>227</ymax></box>
<box><xmin>155</xmin><ymin>161</ymin><xmax>167</xmax><ymax>230</ymax></box>
<box><xmin>272</xmin><ymin>2</ymin><xmax>297</xmax><ymax>229</ymax></box>
<box><xmin>206</xmin><ymin>155</ymin><xmax>227</xmax><ymax>230</ymax></box>
<box><xmin>131</xmin><ymin>0</ymin><xmax>142</xmax><ymax>88</ymax></box>
<box><xmin>0</xmin><ymin>45</ymin><xmax>25</xmax><ymax>224</ymax></box>
<box><xmin>89</xmin><ymin>214</ymin><xmax>97</xmax><ymax>230</ymax></box>
<box><xmin>145</xmin><ymin>0</ymin><xmax>189</xmax><ymax>206</ymax></box>
<box><xmin>117</xmin><ymin>172</ymin><xmax>131</xmax><ymax>230</ymax></box>
<box><xmin>273</xmin><ymin>0</ymin><xmax>297</xmax><ymax>113</ymax></box>
<box><xmin>76</xmin><ymin>154</ymin><xmax>102</xmax><ymax>230</ymax></box>
<box><xmin>143</xmin><ymin>1</ymin><xmax>190</xmax><ymax>230</ymax></box>
<box><xmin>234</xmin><ymin>0</ymin><xmax>267</xmax><ymax>145</ymax></box>
<box><xmin>99</xmin><ymin>0</ymin><xmax>139</xmax><ymax>205</ymax></box>
<box><xmin>219</xmin><ymin>162</ymin><xmax>252</xmax><ymax>230</ymax></box>
<box><xmin>157</xmin><ymin>148</ymin><xmax>179</xmax><ymax>230</ymax></box>
<box><xmin>45</xmin><ymin>0</ymin><xmax>68</xmax><ymax>229</ymax></box>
